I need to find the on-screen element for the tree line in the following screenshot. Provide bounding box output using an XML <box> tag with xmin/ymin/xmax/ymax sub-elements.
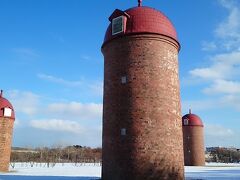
<box><xmin>10</xmin><ymin>145</ymin><xmax>102</xmax><ymax>165</ymax></box>
<box><xmin>208</xmin><ymin>148</ymin><xmax>240</xmax><ymax>163</ymax></box>
<box><xmin>11</xmin><ymin>145</ymin><xmax>240</xmax><ymax>165</ymax></box>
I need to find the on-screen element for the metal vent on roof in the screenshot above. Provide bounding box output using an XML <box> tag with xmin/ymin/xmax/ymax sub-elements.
<box><xmin>112</xmin><ymin>16</ymin><xmax>124</xmax><ymax>35</ymax></box>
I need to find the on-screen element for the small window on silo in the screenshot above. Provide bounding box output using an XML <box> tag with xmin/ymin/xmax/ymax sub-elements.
<box><xmin>121</xmin><ymin>128</ymin><xmax>126</xmax><ymax>136</ymax></box>
<box><xmin>121</xmin><ymin>76</ymin><xmax>127</xmax><ymax>84</ymax></box>
<box><xmin>112</xmin><ymin>16</ymin><xmax>124</xmax><ymax>35</ymax></box>
<box><xmin>4</xmin><ymin>108</ymin><xmax>12</xmax><ymax>117</ymax></box>
<box><xmin>184</xmin><ymin>118</ymin><xmax>189</xmax><ymax>125</ymax></box>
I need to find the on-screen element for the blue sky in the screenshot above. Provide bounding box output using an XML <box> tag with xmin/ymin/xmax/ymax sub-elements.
<box><xmin>1</xmin><ymin>0</ymin><xmax>240</xmax><ymax>148</ymax></box>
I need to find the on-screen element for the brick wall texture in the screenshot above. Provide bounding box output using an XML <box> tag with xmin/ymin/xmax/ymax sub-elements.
<box><xmin>102</xmin><ymin>34</ymin><xmax>184</xmax><ymax>180</ymax></box>
<box><xmin>183</xmin><ymin>126</ymin><xmax>205</xmax><ymax>166</ymax></box>
<box><xmin>0</xmin><ymin>118</ymin><xmax>14</xmax><ymax>172</ymax></box>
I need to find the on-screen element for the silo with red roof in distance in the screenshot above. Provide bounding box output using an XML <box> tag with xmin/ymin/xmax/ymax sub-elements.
<box><xmin>182</xmin><ymin>109</ymin><xmax>205</xmax><ymax>166</ymax></box>
<box><xmin>0</xmin><ymin>90</ymin><xmax>15</xmax><ymax>172</ymax></box>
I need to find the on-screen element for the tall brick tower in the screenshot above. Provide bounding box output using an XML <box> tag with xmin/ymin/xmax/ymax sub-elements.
<box><xmin>182</xmin><ymin>110</ymin><xmax>205</xmax><ymax>166</ymax></box>
<box><xmin>101</xmin><ymin>1</ymin><xmax>184</xmax><ymax>179</ymax></box>
<box><xmin>0</xmin><ymin>90</ymin><xmax>15</xmax><ymax>172</ymax></box>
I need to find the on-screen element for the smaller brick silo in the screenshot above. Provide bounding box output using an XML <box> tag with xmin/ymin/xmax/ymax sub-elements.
<box><xmin>0</xmin><ymin>90</ymin><xmax>15</xmax><ymax>172</ymax></box>
<box><xmin>182</xmin><ymin>109</ymin><xmax>205</xmax><ymax>166</ymax></box>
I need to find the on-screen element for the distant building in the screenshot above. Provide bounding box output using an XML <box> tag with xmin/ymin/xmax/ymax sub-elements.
<box><xmin>182</xmin><ymin>110</ymin><xmax>205</xmax><ymax>166</ymax></box>
<box><xmin>0</xmin><ymin>90</ymin><xmax>15</xmax><ymax>172</ymax></box>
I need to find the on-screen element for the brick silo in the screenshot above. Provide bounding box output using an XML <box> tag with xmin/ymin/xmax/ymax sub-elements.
<box><xmin>101</xmin><ymin>1</ymin><xmax>184</xmax><ymax>179</ymax></box>
<box><xmin>182</xmin><ymin>110</ymin><xmax>205</xmax><ymax>166</ymax></box>
<box><xmin>0</xmin><ymin>90</ymin><xmax>15</xmax><ymax>172</ymax></box>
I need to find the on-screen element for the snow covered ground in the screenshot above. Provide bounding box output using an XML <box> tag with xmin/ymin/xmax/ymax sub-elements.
<box><xmin>186</xmin><ymin>163</ymin><xmax>240</xmax><ymax>180</ymax></box>
<box><xmin>0</xmin><ymin>162</ymin><xmax>240</xmax><ymax>179</ymax></box>
<box><xmin>0</xmin><ymin>163</ymin><xmax>101</xmax><ymax>180</ymax></box>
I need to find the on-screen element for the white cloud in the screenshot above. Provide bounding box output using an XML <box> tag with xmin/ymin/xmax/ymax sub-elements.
<box><xmin>46</xmin><ymin>102</ymin><xmax>102</xmax><ymax>121</ymax></box>
<box><xmin>37</xmin><ymin>73</ymin><xmax>103</xmax><ymax>96</ymax></box>
<box><xmin>215</xmin><ymin>0</ymin><xmax>240</xmax><ymax>50</ymax></box>
<box><xmin>216</xmin><ymin>1</ymin><xmax>240</xmax><ymax>38</ymax></box>
<box><xmin>50</xmin><ymin>32</ymin><xmax>65</xmax><ymax>43</ymax></box>
<box><xmin>190</xmin><ymin>67</ymin><xmax>225</xmax><ymax>80</ymax></box>
<box><xmin>15</xmin><ymin>122</ymin><xmax>102</xmax><ymax>147</ymax></box>
<box><xmin>7</xmin><ymin>89</ymin><xmax>102</xmax><ymax>121</ymax></box>
<box><xmin>219</xmin><ymin>0</ymin><xmax>235</xmax><ymax>9</ymax></box>
<box><xmin>12</xmin><ymin>48</ymin><xmax>39</xmax><ymax>58</ymax></box>
<box><xmin>189</xmin><ymin>0</ymin><xmax>240</xmax><ymax>111</ymax></box>
<box><xmin>220</xmin><ymin>95</ymin><xmax>240</xmax><ymax>111</ymax></box>
<box><xmin>204</xmin><ymin>123</ymin><xmax>237</xmax><ymax>147</ymax></box>
<box><xmin>14</xmin><ymin>119</ymin><xmax>20</xmax><ymax>127</ymax></box>
<box><xmin>183</xmin><ymin>94</ymin><xmax>240</xmax><ymax>113</ymax></box>
<box><xmin>190</xmin><ymin>52</ymin><xmax>240</xmax><ymax>80</ymax></box>
<box><xmin>189</xmin><ymin>52</ymin><xmax>240</xmax><ymax>111</ymax></box>
<box><xmin>30</xmin><ymin>119</ymin><xmax>84</xmax><ymax>134</ymax></box>
<box><xmin>89</xmin><ymin>82</ymin><xmax>103</xmax><ymax>96</ymax></box>
<box><xmin>216</xmin><ymin>9</ymin><xmax>240</xmax><ymax>39</ymax></box>
<box><xmin>38</xmin><ymin>74</ymin><xmax>83</xmax><ymax>87</ymax></box>
<box><xmin>205</xmin><ymin>124</ymin><xmax>234</xmax><ymax>137</ymax></box>
<box><xmin>80</xmin><ymin>55</ymin><xmax>91</xmax><ymax>60</ymax></box>
<box><xmin>6</xmin><ymin>89</ymin><xmax>102</xmax><ymax>147</ymax></box>
<box><xmin>201</xmin><ymin>41</ymin><xmax>217</xmax><ymax>51</ymax></box>
<box><xmin>182</xmin><ymin>99</ymin><xmax>218</xmax><ymax>112</ymax></box>
<box><xmin>193</xmin><ymin>0</ymin><xmax>240</xmax><ymax>85</ymax></box>
<box><xmin>201</xmin><ymin>0</ymin><xmax>240</xmax><ymax>52</ymax></box>
<box><xmin>214</xmin><ymin>51</ymin><xmax>240</xmax><ymax>64</ymax></box>
<box><xmin>8</xmin><ymin>90</ymin><xmax>40</xmax><ymax>115</ymax></box>
<box><xmin>203</xmin><ymin>79</ymin><xmax>240</xmax><ymax>94</ymax></box>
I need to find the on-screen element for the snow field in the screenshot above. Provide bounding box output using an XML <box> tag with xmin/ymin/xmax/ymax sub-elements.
<box><xmin>0</xmin><ymin>162</ymin><xmax>240</xmax><ymax>179</ymax></box>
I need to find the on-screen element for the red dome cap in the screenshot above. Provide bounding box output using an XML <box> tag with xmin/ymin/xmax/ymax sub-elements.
<box><xmin>0</xmin><ymin>91</ymin><xmax>15</xmax><ymax>119</ymax></box>
<box><xmin>103</xmin><ymin>6</ymin><xmax>179</xmax><ymax>46</ymax></box>
<box><xmin>182</xmin><ymin>111</ymin><xmax>203</xmax><ymax>127</ymax></box>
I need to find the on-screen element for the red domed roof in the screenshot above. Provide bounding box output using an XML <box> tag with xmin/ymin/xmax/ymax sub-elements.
<box><xmin>103</xmin><ymin>6</ymin><xmax>179</xmax><ymax>46</ymax></box>
<box><xmin>0</xmin><ymin>92</ymin><xmax>15</xmax><ymax>119</ymax></box>
<box><xmin>182</xmin><ymin>113</ymin><xmax>203</xmax><ymax>127</ymax></box>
